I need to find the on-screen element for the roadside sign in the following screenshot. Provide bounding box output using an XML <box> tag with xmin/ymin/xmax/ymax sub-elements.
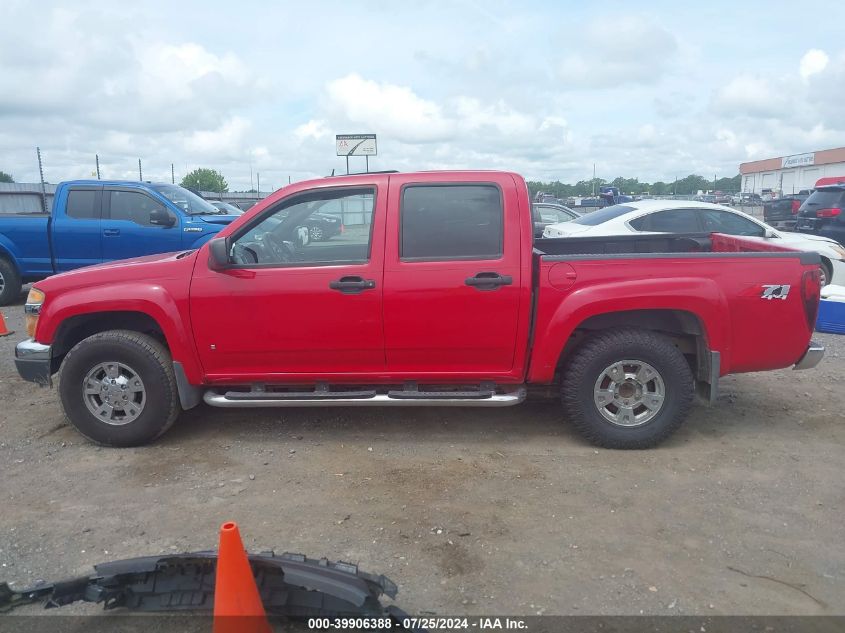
<box><xmin>336</xmin><ymin>134</ymin><xmax>377</xmax><ymax>157</ymax></box>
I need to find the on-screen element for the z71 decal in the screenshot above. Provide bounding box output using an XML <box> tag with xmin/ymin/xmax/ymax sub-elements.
<box><xmin>761</xmin><ymin>284</ymin><xmax>790</xmax><ymax>300</ymax></box>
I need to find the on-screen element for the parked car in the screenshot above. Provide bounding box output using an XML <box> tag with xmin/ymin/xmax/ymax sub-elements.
<box><xmin>543</xmin><ymin>199</ymin><xmax>845</xmax><ymax>285</ymax></box>
<box><xmin>532</xmin><ymin>202</ymin><xmax>580</xmax><ymax>238</ymax></box>
<box><xmin>15</xmin><ymin>171</ymin><xmax>823</xmax><ymax>450</ymax></box>
<box><xmin>305</xmin><ymin>212</ymin><xmax>344</xmax><ymax>241</ymax></box>
<box><xmin>209</xmin><ymin>200</ymin><xmax>245</xmax><ymax>215</ymax></box>
<box><xmin>763</xmin><ymin>191</ymin><xmax>811</xmax><ymax>230</ymax></box>
<box><xmin>713</xmin><ymin>193</ymin><xmax>732</xmax><ymax>204</ymax></box>
<box><xmin>0</xmin><ymin>181</ymin><xmax>240</xmax><ymax>305</ymax></box>
<box><xmin>796</xmin><ymin>184</ymin><xmax>845</xmax><ymax>246</ymax></box>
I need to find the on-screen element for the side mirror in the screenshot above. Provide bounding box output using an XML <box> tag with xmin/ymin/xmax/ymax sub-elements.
<box><xmin>764</xmin><ymin>229</ymin><xmax>778</xmax><ymax>239</ymax></box>
<box><xmin>150</xmin><ymin>208</ymin><xmax>176</xmax><ymax>227</ymax></box>
<box><xmin>208</xmin><ymin>237</ymin><xmax>231</xmax><ymax>270</ymax></box>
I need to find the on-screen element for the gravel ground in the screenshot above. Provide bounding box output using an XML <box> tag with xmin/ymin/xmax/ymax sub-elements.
<box><xmin>0</xmin><ymin>297</ymin><xmax>842</xmax><ymax>618</ymax></box>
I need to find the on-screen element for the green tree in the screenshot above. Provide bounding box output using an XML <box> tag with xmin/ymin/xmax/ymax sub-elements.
<box><xmin>180</xmin><ymin>168</ymin><xmax>228</xmax><ymax>193</ymax></box>
<box><xmin>0</xmin><ymin>170</ymin><xmax>14</xmax><ymax>183</ymax></box>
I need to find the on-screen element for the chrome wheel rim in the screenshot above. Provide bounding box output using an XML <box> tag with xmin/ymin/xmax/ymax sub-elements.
<box><xmin>820</xmin><ymin>265</ymin><xmax>828</xmax><ymax>287</ymax></box>
<box><xmin>82</xmin><ymin>362</ymin><xmax>146</xmax><ymax>425</ymax></box>
<box><xmin>593</xmin><ymin>360</ymin><xmax>665</xmax><ymax>427</ymax></box>
<box><xmin>310</xmin><ymin>226</ymin><xmax>323</xmax><ymax>240</ymax></box>
<box><xmin>0</xmin><ymin>270</ymin><xmax>5</xmax><ymax>294</ymax></box>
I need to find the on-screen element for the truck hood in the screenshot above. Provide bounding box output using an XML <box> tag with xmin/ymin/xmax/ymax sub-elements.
<box><xmin>35</xmin><ymin>251</ymin><xmax>198</xmax><ymax>292</ymax></box>
<box><xmin>194</xmin><ymin>213</ymin><xmax>240</xmax><ymax>225</ymax></box>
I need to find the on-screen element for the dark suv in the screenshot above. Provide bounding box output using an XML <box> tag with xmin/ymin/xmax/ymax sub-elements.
<box><xmin>764</xmin><ymin>190</ymin><xmax>811</xmax><ymax>230</ymax></box>
<box><xmin>796</xmin><ymin>185</ymin><xmax>845</xmax><ymax>242</ymax></box>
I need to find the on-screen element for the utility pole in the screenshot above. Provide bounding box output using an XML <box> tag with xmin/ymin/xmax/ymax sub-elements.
<box><xmin>592</xmin><ymin>163</ymin><xmax>596</xmax><ymax>197</ymax></box>
<box><xmin>171</xmin><ymin>163</ymin><xmax>175</xmax><ymax>184</ymax></box>
<box><xmin>95</xmin><ymin>154</ymin><xmax>101</xmax><ymax>180</ymax></box>
<box><xmin>714</xmin><ymin>173</ymin><xmax>717</xmax><ymax>193</ymax></box>
<box><xmin>138</xmin><ymin>159</ymin><xmax>143</xmax><ymax>181</ymax></box>
<box><xmin>36</xmin><ymin>147</ymin><xmax>47</xmax><ymax>214</ymax></box>
<box><xmin>256</xmin><ymin>172</ymin><xmax>260</xmax><ymax>195</ymax></box>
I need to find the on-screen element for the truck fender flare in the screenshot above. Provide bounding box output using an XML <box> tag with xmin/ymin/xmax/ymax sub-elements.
<box><xmin>40</xmin><ymin>285</ymin><xmax>204</xmax><ymax>385</ymax></box>
<box><xmin>528</xmin><ymin>277</ymin><xmax>731</xmax><ymax>383</ymax></box>
<box><xmin>0</xmin><ymin>237</ymin><xmax>22</xmax><ymax>271</ymax></box>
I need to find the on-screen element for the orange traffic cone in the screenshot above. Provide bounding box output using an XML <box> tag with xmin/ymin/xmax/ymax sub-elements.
<box><xmin>213</xmin><ymin>522</ymin><xmax>272</xmax><ymax>633</ymax></box>
<box><xmin>0</xmin><ymin>312</ymin><xmax>12</xmax><ymax>337</ymax></box>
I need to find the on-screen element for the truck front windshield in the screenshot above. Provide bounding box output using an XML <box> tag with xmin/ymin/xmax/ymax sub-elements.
<box><xmin>150</xmin><ymin>184</ymin><xmax>221</xmax><ymax>215</ymax></box>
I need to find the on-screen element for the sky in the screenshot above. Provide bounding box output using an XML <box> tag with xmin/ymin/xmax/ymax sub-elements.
<box><xmin>1</xmin><ymin>0</ymin><xmax>845</xmax><ymax>191</ymax></box>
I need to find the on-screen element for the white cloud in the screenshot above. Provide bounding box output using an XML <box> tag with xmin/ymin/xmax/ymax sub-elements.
<box><xmin>557</xmin><ymin>16</ymin><xmax>679</xmax><ymax>88</ymax></box>
<box><xmin>326</xmin><ymin>74</ymin><xmax>455</xmax><ymax>143</ymax></box>
<box><xmin>711</xmin><ymin>75</ymin><xmax>789</xmax><ymax>119</ymax></box>
<box><xmin>800</xmin><ymin>49</ymin><xmax>829</xmax><ymax>80</ymax></box>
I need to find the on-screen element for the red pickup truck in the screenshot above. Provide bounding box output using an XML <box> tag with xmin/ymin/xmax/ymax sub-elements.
<box><xmin>15</xmin><ymin>171</ymin><xmax>824</xmax><ymax>449</ymax></box>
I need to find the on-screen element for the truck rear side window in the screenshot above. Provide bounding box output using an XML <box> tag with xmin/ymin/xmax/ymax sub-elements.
<box><xmin>66</xmin><ymin>190</ymin><xmax>98</xmax><ymax>219</ymax></box>
<box><xmin>400</xmin><ymin>184</ymin><xmax>503</xmax><ymax>260</ymax></box>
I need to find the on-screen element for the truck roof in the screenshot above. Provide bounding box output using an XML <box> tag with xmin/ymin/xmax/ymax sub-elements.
<box><xmin>60</xmin><ymin>180</ymin><xmax>172</xmax><ymax>187</ymax></box>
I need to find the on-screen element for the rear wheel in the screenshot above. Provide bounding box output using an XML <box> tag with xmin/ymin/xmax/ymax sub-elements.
<box><xmin>561</xmin><ymin>328</ymin><xmax>694</xmax><ymax>449</ymax></box>
<box><xmin>0</xmin><ymin>257</ymin><xmax>22</xmax><ymax>306</ymax></box>
<box><xmin>58</xmin><ymin>330</ymin><xmax>180</xmax><ymax>447</ymax></box>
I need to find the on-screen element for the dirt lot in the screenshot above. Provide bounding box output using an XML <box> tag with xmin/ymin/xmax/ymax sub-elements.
<box><xmin>0</xmin><ymin>299</ymin><xmax>842</xmax><ymax>617</ymax></box>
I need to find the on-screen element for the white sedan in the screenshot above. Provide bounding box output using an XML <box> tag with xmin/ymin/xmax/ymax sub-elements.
<box><xmin>543</xmin><ymin>200</ymin><xmax>845</xmax><ymax>285</ymax></box>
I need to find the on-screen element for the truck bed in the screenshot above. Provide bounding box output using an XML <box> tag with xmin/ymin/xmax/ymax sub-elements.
<box><xmin>534</xmin><ymin>232</ymin><xmax>818</xmax><ymax>260</ymax></box>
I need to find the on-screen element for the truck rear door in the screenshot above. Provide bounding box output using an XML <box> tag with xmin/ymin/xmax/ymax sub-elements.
<box><xmin>51</xmin><ymin>184</ymin><xmax>103</xmax><ymax>271</ymax></box>
<box><xmin>382</xmin><ymin>174</ymin><xmax>526</xmax><ymax>378</ymax></box>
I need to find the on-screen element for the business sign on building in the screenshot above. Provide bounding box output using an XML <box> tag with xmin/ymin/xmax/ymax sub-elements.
<box><xmin>336</xmin><ymin>134</ymin><xmax>377</xmax><ymax>156</ymax></box>
<box><xmin>782</xmin><ymin>152</ymin><xmax>815</xmax><ymax>169</ymax></box>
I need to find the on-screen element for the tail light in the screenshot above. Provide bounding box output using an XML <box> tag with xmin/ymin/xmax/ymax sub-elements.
<box><xmin>801</xmin><ymin>268</ymin><xmax>821</xmax><ymax>329</ymax></box>
<box><xmin>791</xmin><ymin>199</ymin><xmax>801</xmax><ymax>214</ymax></box>
<box><xmin>816</xmin><ymin>207</ymin><xmax>842</xmax><ymax>218</ymax></box>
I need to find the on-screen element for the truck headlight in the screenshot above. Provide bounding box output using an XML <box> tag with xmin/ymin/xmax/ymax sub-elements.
<box><xmin>25</xmin><ymin>288</ymin><xmax>45</xmax><ymax>338</ymax></box>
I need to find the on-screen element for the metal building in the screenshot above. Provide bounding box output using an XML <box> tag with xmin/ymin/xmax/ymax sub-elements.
<box><xmin>739</xmin><ymin>147</ymin><xmax>845</xmax><ymax>195</ymax></box>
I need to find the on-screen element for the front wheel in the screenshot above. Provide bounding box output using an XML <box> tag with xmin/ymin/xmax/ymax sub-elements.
<box><xmin>0</xmin><ymin>257</ymin><xmax>22</xmax><ymax>306</ymax></box>
<box><xmin>58</xmin><ymin>330</ymin><xmax>180</xmax><ymax>447</ymax></box>
<box><xmin>561</xmin><ymin>329</ymin><xmax>694</xmax><ymax>449</ymax></box>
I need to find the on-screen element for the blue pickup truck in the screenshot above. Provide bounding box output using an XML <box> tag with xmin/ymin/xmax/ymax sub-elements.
<box><xmin>0</xmin><ymin>181</ymin><xmax>240</xmax><ymax>304</ymax></box>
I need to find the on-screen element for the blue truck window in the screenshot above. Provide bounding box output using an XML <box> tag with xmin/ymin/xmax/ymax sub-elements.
<box><xmin>66</xmin><ymin>190</ymin><xmax>98</xmax><ymax>219</ymax></box>
<box><xmin>109</xmin><ymin>191</ymin><xmax>165</xmax><ymax>227</ymax></box>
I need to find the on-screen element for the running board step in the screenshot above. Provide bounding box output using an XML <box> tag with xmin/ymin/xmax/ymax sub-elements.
<box><xmin>203</xmin><ymin>387</ymin><xmax>527</xmax><ymax>408</ymax></box>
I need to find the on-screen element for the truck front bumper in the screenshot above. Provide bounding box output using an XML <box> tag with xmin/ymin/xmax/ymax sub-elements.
<box><xmin>15</xmin><ymin>339</ymin><xmax>53</xmax><ymax>386</ymax></box>
<box><xmin>794</xmin><ymin>340</ymin><xmax>824</xmax><ymax>370</ymax></box>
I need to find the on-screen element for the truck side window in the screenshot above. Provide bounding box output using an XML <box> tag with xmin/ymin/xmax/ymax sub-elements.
<box><xmin>400</xmin><ymin>184</ymin><xmax>503</xmax><ymax>260</ymax></box>
<box><xmin>66</xmin><ymin>190</ymin><xmax>98</xmax><ymax>220</ymax></box>
<box><xmin>108</xmin><ymin>191</ymin><xmax>167</xmax><ymax>227</ymax></box>
<box><xmin>231</xmin><ymin>187</ymin><xmax>373</xmax><ymax>266</ymax></box>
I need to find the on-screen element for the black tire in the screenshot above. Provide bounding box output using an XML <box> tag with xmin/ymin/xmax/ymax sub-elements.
<box><xmin>0</xmin><ymin>257</ymin><xmax>22</xmax><ymax>306</ymax></box>
<box><xmin>820</xmin><ymin>260</ymin><xmax>832</xmax><ymax>287</ymax></box>
<box><xmin>58</xmin><ymin>330</ymin><xmax>180</xmax><ymax>447</ymax></box>
<box><xmin>561</xmin><ymin>328</ymin><xmax>694</xmax><ymax>449</ymax></box>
